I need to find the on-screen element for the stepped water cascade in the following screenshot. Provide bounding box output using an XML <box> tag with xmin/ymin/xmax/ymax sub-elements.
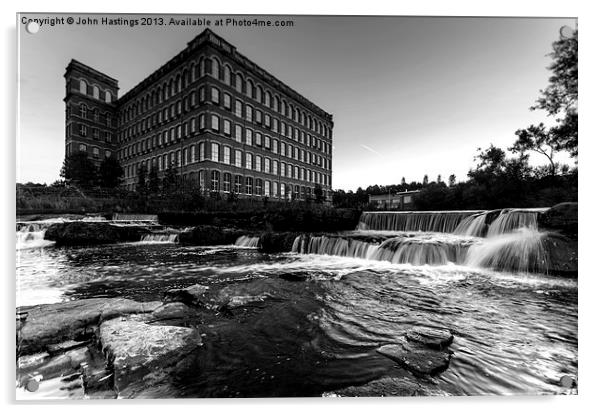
<box><xmin>357</xmin><ymin>211</ymin><xmax>483</xmax><ymax>232</ymax></box>
<box><xmin>235</xmin><ymin>235</ymin><xmax>260</xmax><ymax>248</ymax></box>
<box><xmin>295</xmin><ymin>208</ymin><xmax>555</xmax><ymax>274</ymax></box>
<box><xmin>139</xmin><ymin>233</ymin><xmax>179</xmax><ymax>243</ymax></box>
<box><xmin>16</xmin><ymin>219</ymin><xmax>69</xmax><ymax>250</ymax></box>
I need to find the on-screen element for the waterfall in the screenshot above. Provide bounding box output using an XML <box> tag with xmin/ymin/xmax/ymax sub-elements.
<box><xmin>139</xmin><ymin>233</ymin><xmax>179</xmax><ymax>243</ymax></box>
<box><xmin>291</xmin><ymin>234</ymin><xmax>474</xmax><ymax>266</ymax></box>
<box><xmin>16</xmin><ymin>220</ymin><xmax>67</xmax><ymax>250</ymax></box>
<box><xmin>235</xmin><ymin>236</ymin><xmax>260</xmax><ymax>248</ymax></box>
<box><xmin>357</xmin><ymin>211</ymin><xmax>484</xmax><ymax>233</ymax></box>
<box><xmin>453</xmin><ymin>213</ymin><xmax>488</xmax><ymax>237</ymax></box>
<box><xmin>465</xmin><ymin>228</ymin><xmax>549</xmax><ymax>273</ymax></box>
<box><xmin>486</xmin><ymin>209</ymin><xmax>546</xmax><ymax>237</ymax></box>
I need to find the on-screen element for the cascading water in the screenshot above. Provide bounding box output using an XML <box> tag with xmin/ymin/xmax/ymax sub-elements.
<box><xmin>235</xmin><ymin>236</ymin><xmax>260</xmax><ymax>248</ymax></box>
<box><xmin>16</xmin><ymin>220</ymin><xmax>67</xmax><ymax>250</ymax></box>
<box><xmin>139</xmin><ymin>233</ymin><xmax>179</xmax><ymax>243</ymax></box>
<box><xmin>465</xmin><ymin>227</ymin><xmax>549</xmax><ymax>273</ymax></box>
<box><xmin>357</xmin><ymin>211</ymin><xmax>483</xmax><ymax>233</ymax></box>
<box><xmin>291</xmin><ymin>234</ymin><xmax>475</xmax><ymax>266</ymax></box>
<box><xmin>295</xmin><ymin>207</ymin><xmax>554</xmax><ymax>274</ymax></box>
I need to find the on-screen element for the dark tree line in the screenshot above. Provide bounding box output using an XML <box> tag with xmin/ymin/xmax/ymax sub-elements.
<box><xmin>60</xmin><ymin>152</ymin><xmax>124</xmax><ymax>189</ymax></box>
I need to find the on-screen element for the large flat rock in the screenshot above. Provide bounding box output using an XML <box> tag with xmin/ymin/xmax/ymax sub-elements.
<box><xmin>377</xmin><ymin>339</ymin><xmax>452</xmax><ymax>376</ymax></box>
<box><xmin>325</xmin><ymin>376</ymin><xmax>449</xmax><ymax>397</ymax></box>
<box><xmin>99</xmin><ymin>318</ymin><xmax>201</xmax><ymax>396</ymax></box>
<box><xmin>17</xmin><ymin>298</ymin><xmax>162</xmax><ymax>355</ymax></box>
<box><xmin>405</xmin><ymin>327</ymin><xmax>454</xmax><ymax>350</ymax></box>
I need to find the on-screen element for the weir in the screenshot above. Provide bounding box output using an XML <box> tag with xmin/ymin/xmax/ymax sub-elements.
<box><xmin>235</xmin><ymin>236</ymin><xmax>260</xmax><ymax>248</ymax></box>
<box><xmin>357</xmin><ymin>211</ymin><xmax>483</xmax><ymax>233</ymax></box>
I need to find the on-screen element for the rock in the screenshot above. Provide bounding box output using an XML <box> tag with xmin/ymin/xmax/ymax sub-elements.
<box><xmin>17</xmin><ymin>347</ymin><xmax>90</xmax><ymax>385</ymax></box>
<box><xmin>99</xmin><ymin>318</ymin><xmax>201</xmax><ymax>396</ymax></box>
<box><xmin>376</xmin><ymin>340</ymin><xmax>452</xmax><ymax>376</ymax></box>
<box><xmin>405</xmin><ymin>327</ymin><xmax>454</xmax><ymax>350</ymax></box>
<box><xmin>324</xmin><ymin>376</ymin><xmax>449</xmax><ymax>397</ymax></box>
<box><xmin>541</xmin><ymin>233</ymin><xmax>578</xmax><ymax>277</ymax></box>
<box><xmin>44</xmin><ymin>221</ymin><xmax>150</xmax><ymax>246</ymax></box>
<box><xmin>177</xmin><ymin>225</ymin><xmax>245</xmax><ymax>246</ymax></box>
<box><xmin>278</xmin><ymin>272</ymin><xmax>308</xmax><ymax>282</ymax></box>
<box><xmin>538</xmin><ymin>202</ymin><xmax>578</xmax><ymax>239</ymax></box>
<box><xmin>17</xmin><ymin>298</ymin><xmax>162</xmax><ymax>355</ymax></box>
<box><xmin>47</xmin><ymin>340</ymin><xmax>88</xmax><ymax>355</ymax></box>
<box><xmin>151</xmin><ymin>302</ymin><xmax>194</xmax><ymax>320</ymax></box>
<box><xmin>164</xmin><ymin>284</ymin><xmax>209</xmax><ymax>306</ymax></box>
<box><xmin>215</xmin><ymin>279</ymin><xmax>282</xmax><ymax>313</ymax></box>
<box><xmin>258</xmin><ymin>232</ymin><xmax>300</xmax><ymax>253</ymax></box>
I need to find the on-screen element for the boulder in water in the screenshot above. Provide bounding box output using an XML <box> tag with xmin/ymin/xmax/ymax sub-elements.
<box><xmin>258</xmin><ymin>232</ymin><xmax>300</xmax><ymax>253</ymax></box>
<box><xmin>405</xmin><ymin>327</ymin><xmax>454</xmax><ymax>350</ymax></box>
<box><xmin>44</xmin><ymin>222</ymin><xmax>149</xmax><ymax>246</ymax></box>
<box><xmin>151</xmin><ymin>302</ymin><xmax>195</xmax><ymax>321</ymax></box>
<box><xmin>99</xmin><ymin>318</ymin><xmax>202</xmax><ymax>397</ymax></box>
<box><xmin>164</xmin><ymin>284</ymin><xmax>209</xmax><ymax>307</ymax></box>
<box><xmin>324</xmin><ymin>376</ymin><xmax>449</xmax><ymax>397</ymax></box>
<box><xmin>17</xmin><ymin>298</ymin><xmax>162</xmax><ymax>355</ymax></box>
<box><xmin>177</xmin><ymin>225</ymin><xmax>244</xmax><ymax>246</ymax></box>
<box><xmin>278</xmin><ymin>272</ymin><xmax>308</xmax><ymax>282</ymax></box>
<box><xmin>376</xmin><ymin>339</ymin><xmax>452</xmax><ymax>376</ymax></box>
<box><xmin>539</xmin><ymin>202</ymin><xmax>577</xmax><ymax>239</ymax></box>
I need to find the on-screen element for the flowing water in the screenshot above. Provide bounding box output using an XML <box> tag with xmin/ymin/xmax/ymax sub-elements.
<box><xmin>15</xmin><ymin>209</ymin><xmax>577</xmax><ymax>397</ymax></box>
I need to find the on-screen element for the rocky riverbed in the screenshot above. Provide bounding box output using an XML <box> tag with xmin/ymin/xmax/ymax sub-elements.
<box><xmin>16</xmin><ymin>278</ymin><xmax>457</xmax><ymax>399</ymax></box>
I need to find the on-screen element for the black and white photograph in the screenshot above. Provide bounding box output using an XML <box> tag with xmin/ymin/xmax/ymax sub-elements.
<box><xmin>15</xmin><ymin>11</ymin><xmax>579</xmax><ymax>400</ymax></box>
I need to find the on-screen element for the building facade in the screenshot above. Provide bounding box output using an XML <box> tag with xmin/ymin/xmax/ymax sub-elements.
<box><xmin>64</xmin><ymin>29</ymin><xmax>334</xmax><ymax>202</ymax></box>
<box><xmin>369</xmin><ymin>190</ymin><xmax>420</xmax><ymax>210</ymax></box>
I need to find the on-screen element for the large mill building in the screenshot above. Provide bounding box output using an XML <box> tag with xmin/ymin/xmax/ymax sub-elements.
<box><xmin>64</xmin><ymin>29</ymin><xmax>334</xmax><ymax>202</ymax></box>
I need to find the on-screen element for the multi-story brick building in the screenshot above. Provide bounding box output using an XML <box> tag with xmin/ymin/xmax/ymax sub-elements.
<box><xmin>64</xmin><ymin>29</ymin><xmax>334</xmax><ymax>202</ymax></box>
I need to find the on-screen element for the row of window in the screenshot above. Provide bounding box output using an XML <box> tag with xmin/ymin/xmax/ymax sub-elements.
<box><xmin>117</xmin><ymin>85</ymin><xmax>331</xmax><ymax>148</ymax></box>
<box><xmin>119</xmin><ymin>55</ymin><xmax>331</xmax><ymax>138</ymax></box>
<box><xmin>73</xmin><ymin>104</ymin><xmax>113</xmax><ymax>127</ymax></box>
<box><xmin>70</xmin><ymin>143</ymin><xmax>112</xmax><ymax>159</ymax></box>
<box><xmin>122</xmin><ymin>145</ymin><xmax>331</xmax><ymax>187</ymax></box>
<box><xmin>117</xmin><ymin>113</ymin><xmax>331</xmax><ymax>170</ymax></box>
<box><xmin>73</xmin><ymin>124</ymin><xmax>113</xmax><ymax>143</ymax></box>
<box><xmin>78</xmin><ymin>79</ymin><xmax>113</xmax><ymax>103</ymax></box>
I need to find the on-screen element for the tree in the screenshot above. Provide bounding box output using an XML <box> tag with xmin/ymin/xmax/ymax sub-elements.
<box><xmin>162</xmin><ymin>163</ymin><xmax>178</xmax><ymax>195</ymax></box>
<box><xmin>98</xmin><ymin>156</ymin><xmax>124</xmax><ymax>188</ymax></box>
<box><xmin>448</xmin><ymin>174</ymin><xmax>456</xmax><ymax>187</ymax></box>
<box><xmin>60</xmin><ymin>152</ymin><xmax>97</xmax><ymax>188</ymax></box>
<box><xmin>314</xmin><ymin>183</ymin><xmax>325</xmax><ymax>204</ymax></box>
<box><xmin>436</xmin><ymin>174</ymin><xmax>442</xmax><ymax>184</ymax></box>
<box><xmin>422</xmin><ymin>174</ymin><xmax>429</xmax><ymax>186</ymax></box>
<box><xmin>510</xmin><ymin>123</ymin><xmax>558</xmax><ymax>176</ymax></box>
<box><xmin>401</xmin><ymin>177</ymin><xmax>406</xmax><ymax>186</ymax></box>
<box><xmin>513</xmin><ymin>29</ymin><xmax>578</xmax><ymax>162</ymax></box>
<box><xmin>136</xmin><ymin>164</ymin><xmax>148</xmax><ymax>194</ymax></box>
<box><xmin>147</xmin><ymin>164</ymin><xmax>160</xmax><ymax>194</ymax></box>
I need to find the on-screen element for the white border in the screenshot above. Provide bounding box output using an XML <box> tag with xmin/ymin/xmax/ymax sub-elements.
<box><xmin>3</xmin><ymin>1</ymin><xmax>599</xmax><ymax>412</ymax></box>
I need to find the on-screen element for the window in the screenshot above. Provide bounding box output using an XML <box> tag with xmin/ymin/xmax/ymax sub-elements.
<box><xmin>287</xmin><ymin>164</ymin><xmax>292</xmax><ymax>178</ymax></box>
<box><xmin>255</xmin><ymin>109</ymin><xmax>262</xmax><ymax>124</ymax></box>
<box><xmin>234</xmin><ymin>175</ymin><xmax>242</xmax><ymax>193</ymax></box>
<box><xmin>264</xmin><ymin>158</ymin><xmax>270</xmax><ymax>174</ymax></box>
<box><xmin>245</xmin><ymin>153</ymin><xmax>252</xmax><ymax>169</ymax></box>
<box><xmin>281</xmin><ymin>183</ymin><xmax>286</xmax><ymax>199</ymax></box>
<box><xmin>223</xmin><ymin>173</ymin><xmax>232</xmax><ymax>192</ymax></box>
<box><xmin>280</xmin><ymin>142</ymin><xmax>286</xmax><ymax>156</ymax></box>
<box><xmin>223</xmin><ymin>146</ymin><xmax>231</xmax><ymax>164</ymax></box>
<box><xmin>245</xmin><ymin>105</ymin><xmax>253</xmax><ymax>122</ymax></box>
<box><xmin>264</xmin><ymin>114</ymin><xmax>271</xmax><ymax>129</ymax></box>
<box><xmin>224</xmin><ymin>93</ymin><xmax>231</xmax><ymax>110</ymax></box>
<box><xmin>264</xmin><ymin>136</ymin><xmax>271</xmax><ymax>150</ymax></box>
<box><xmin>80</xmin><ymin>104</ymin><xmax>87</xmax><ymax>118</ymax></box>
<box><xmin>211</xmin><ymin>143</ymin><xmax>219</xmax><ymax>162</ymax></box>
<box><xmin>79</xmin><ymin>143</ymin><xmax>87</xmax><ymax>152</ymax></box>
<box><xmin>255</xmin><ymin>179</ymin><xmax>262</xmax><ymax>196</ymax></box>
<box><xmin>235</xmin><ymin>74</ymin><xmax>243</xmax><ymax>92</ymax></box>
<box><xmin>211</xmin><ymin>115</ymin><xmax>219</xmax><ymax>132</ymax></box>
<box><xmin>211</xmin><ymin>87</ymin><xmax>220</xmax><ymax>104</ymax></box>
<box><xmin>80</xmin><ymin>125</ymin><xmax>87</xmax><ymax>136</ymax></box>
<box><xmin>255</xmin><ymin>132</ymin><xmax>262</xmax><ymax>147</ymax></box>
<box><xmin>234</xmin><ymin>125</ymin><xmax>242</xmax><ymax>142</ymax></box>
<box><xmin>235</xmin><ymin>150</ymin><xmax>242</xmax><ymax>167</ymax></box>
<box><xmin>280</xmin><ymin>162</ymin><xmax>285</xmax><ymax>177</ymax></box>
<box><xmin>272</xmin><ymin>160</ymin><xmax>278</xmax><ymax>176</ymax></box>
<box><xmin>223</xmin><ymin>66</ymin><xmax>232</xmax><ymax>85</ymax></box>
<box><xmin>235</xmin><ymin>100</ymin><xmax>243</xmax><ymax>118</ymax></box>
<box><xmin>190</xmin><ymin>145</ymin><xmax>196</xmax><ymax>162</ymax></box>
<box><xmin>211</xmin><ymin>170</ymin><xmax>220</xmax><ymax>191</ymax></box>
<box><xmin>211</xmin><ymin>58</ymin><xmax>220</xmax><ymax>79</ymax></box>
<box><xmin>199</xmin><ymin>142</ymin><xmax>205</xmax><ymax>160</ymax></box>
<box><xmin>272</xmin><ymin>139</ymin><xmax>278</xmax><ymax>154</ymax></box>
<box><xmin>93</xmin><ymin>86</ymin><xmax>99</xmax><ymax>99</ymax></box>
<box><xmin>79</xmin><ymin>79</ymin><xmax>87</xmax><ymax>94</ymax></box>
<box><xmin>273</xmin><ymin>181</ymin><xmax>278</xmax><ymax>197</ymax></box>
<box><xmin>245</xmin><ymin>129</ymin><xmax>253</xmax><ymax>146</ymax></box>
<box><xmin>255</xmin><ymin>155</ymin><xmax>261</xmax><ymax>172</ymax></box>
<box><xmin>105</xmin><ymin>150</ymin><xmax>111</xmax><ymax>158</ymax></box>
<box><xmin>245</xmin><ymin>177</ymin><xmax>253</xmax><ymax>195</ymax></box>
<box><xmin>105</xmin><ymin>91</ymin><xmax>112</xmax><ymax>103</ymax></box>
<box><xmin>224</xmin><ymin>119</ymin><xmax>231</xmax><ymax>136</ymax></box>
<box><xmin>264</xmin><ymin>180</ymin><xmax>271</xmax><ymax>197</ymax></box>
<box><xmin>199</xmin><ymin>170</ymin><xmax>205</xmax><ymax>190</ymax></box>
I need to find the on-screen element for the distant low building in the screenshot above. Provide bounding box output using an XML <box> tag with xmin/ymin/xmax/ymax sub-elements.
<box><xmin>369</xmin><ymin>190</ymin><xmax>420</xmax><ymax>210</ymax></box>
